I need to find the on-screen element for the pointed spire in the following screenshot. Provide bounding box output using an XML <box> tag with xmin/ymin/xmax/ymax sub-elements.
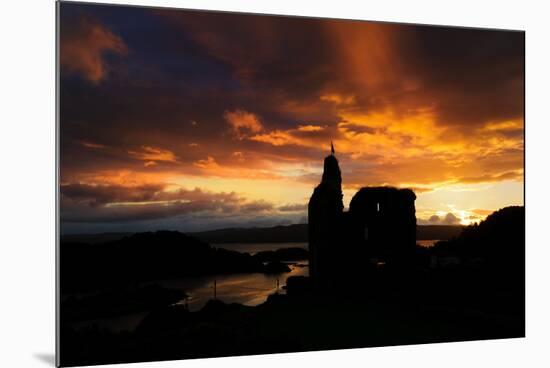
<box><xmin>331</xmin><ymin>140</ymin><xmax>335</xmax><ymax>155</ymax></box>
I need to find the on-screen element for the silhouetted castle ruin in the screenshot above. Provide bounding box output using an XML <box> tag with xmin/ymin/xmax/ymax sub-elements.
<box><xmin>308</xmin><ymin>144</ymin><xmax>416</xmax><ymax>287</ymax></box>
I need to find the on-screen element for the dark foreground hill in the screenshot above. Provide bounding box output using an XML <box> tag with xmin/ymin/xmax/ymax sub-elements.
<box><xmin>432</xmin><ymin>206</ymin><xmax>525</xmax><ymax>271</ymax></box>
<box><xmin>59</xmin><ymin>207</ymin><xmax>524</xmax><ymax>366</ymax></box>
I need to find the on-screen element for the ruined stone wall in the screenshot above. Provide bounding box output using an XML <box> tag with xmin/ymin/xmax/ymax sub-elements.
<box><xmin>349</xmin><ymin>187</ymin><xmax>417</xmax><ymax>266</ymax></box>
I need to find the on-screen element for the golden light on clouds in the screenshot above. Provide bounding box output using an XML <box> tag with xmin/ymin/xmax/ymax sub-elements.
<box><xmin>128</xmin><ymin>146</ymin><xmax>180</xmax><ymax>166</ymax></box>
<box><xmin>59</xmin><ymin>6</ymin><xmax>524</xmax><ymax>232</ymax></box>
<box><xmin>224</xmin><ymin>109</ymin><xmax>264</xmax><ymax>139</ymax></box>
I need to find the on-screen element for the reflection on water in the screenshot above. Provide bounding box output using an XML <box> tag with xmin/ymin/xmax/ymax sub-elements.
<box><xmin>160</xmin><ymin>262</ymin><xmax>309</xmax><ymax>311</ymax></box>
<box><xmin>213</xmin><ymin>242</ymin><xmax>307</xmax><ymax>255</ymax></box>
<box><xmin>417</xmin><ymin>240</ymin><xmax>439</xmax><ymax>248</ymax></box>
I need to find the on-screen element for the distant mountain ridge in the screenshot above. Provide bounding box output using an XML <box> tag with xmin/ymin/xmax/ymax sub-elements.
<box><xmin>62</xmin><ymin>224</ymin><xmax>464</xmax><ymax>244</ymax></box>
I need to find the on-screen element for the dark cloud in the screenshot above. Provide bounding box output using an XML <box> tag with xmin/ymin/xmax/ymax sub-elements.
<box><xmin>443</xmin><ymin>213</ymin><xmax>460</xmax><ymax>225</ymax></box>
<box><xmin>156</xmin><ymin>10</ymin><xmax>336</xmax><ymax>103</ymax></box>
<box><xmin>277</xmin><ymin>203</ymin><xmax>308</xmax><ymax>212</ymax></box>
<box><xmin>409</xmin><ymin>27</ymin><xmax>524</xmax><ymax>128</ymax></box>
<box><xmin>61</xmin><ymin>200</ymin><xmax>217</xmax><ymax>223</ymax></box>
<box><xmin>61</xmin><ymin>183</ymin><xmax>277</xmax><ymax>223</ymax></box>
<box><xmin>241</xmin><ymin>201</ymin><xmax>274</xmax><ymax>213</ymax></box>
<box><xmin>61</xmin><ymin>183</ymin><xmax>242</xmax><ymax>205</ymax></box>
<box><xmin>60</xmin><ymin>15</ymin><xmax>127</xmax><ymax>83</ymax></box>
<box><xmin>419</xmin><ymin>213</ymin><xmax>461</xmax><ymax>226</ymax></box>
<box><xmin>337</xmin><ymin>123</ymin><xmax>379</xmax><ymax>136</ymax></box>
<box><xmin>159</xmin><ymin>11</ymin><xmax>524</xmax><ymax>132</ymax></box>
<box><xmin>61</xmin><ymin>183</ymin><xmax>165</xmax><ymax>206</ymax></box>
<box><xmin>428</xmin><ymin>215</ymin><xmax>440</xmax><ymax>223</ymax></box>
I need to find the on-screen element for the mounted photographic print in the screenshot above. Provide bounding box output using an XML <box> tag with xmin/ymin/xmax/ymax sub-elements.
<box><xmin>57</xmin><ymin>1</ymin><xmax>525</xmax><ymax>366</ymax></box>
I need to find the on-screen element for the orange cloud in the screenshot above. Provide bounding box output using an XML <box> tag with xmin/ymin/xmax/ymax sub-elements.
<box><xmin>459</xmin><ymin>170</ymin><xmax>524</xmax><ymax>184</ymax></box>
<box><xmin>320</xmin><ymin>93</ymin><xmax>356</xmax><ymax>106</ymax></box>
<box><xmin>249</xmin><ymin>124</ymin><xmax>329</xmax><ymax>147</ymax></box>
<box><xmin>296</xmin><ymin>125</ymin><xmax>326</xmax><ymax>132</ymax></box>
<box><xmin>80</xmin><ymin>141</ymin><xmax>106</xmax><ymax>149</ymax></box>
<box><xmin>193</xmin><ymin>156</ymin><xmax>221</xmax><ymax>170</ymax></box>
<box><xmin>482</xmin><ymin>120</ymin><xmax>523</xmax><ymax>133</ymax></box>
<box><xmin>224</xmin><ymin>109</ymin><xmax>263</xmax><ymax>139</ymax></box>
<box><xmin>250</xmin><ymin>130</ymin><xmax>301</xmax><ymax>147</ymax></box>
<box><xmin>232</xmin><ymin>151</ymin><xmax>245</xmax><ymax>163</ymax></box>
<box><xmin>60</xmin><ymin>17</ymin><xmax>127</xmax><ymax>83</ymax></box>
<box><xmin>323</xmin><ymin>21</ymin><xmax>406</xmax><ymax>88</ymax></box>
<box><xmin>128</xmin><ymin>146</ymin><xmax>179</xmax><ymax>165</ymax></box>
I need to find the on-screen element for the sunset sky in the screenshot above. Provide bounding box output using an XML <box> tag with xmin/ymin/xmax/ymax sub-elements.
<box><xmin>59</xmin><ymin>2</ymin><xmax>524</xmax><ymax>234</ymax></box>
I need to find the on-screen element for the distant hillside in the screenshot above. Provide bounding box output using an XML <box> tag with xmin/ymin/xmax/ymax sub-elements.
<box><xmin>62</xmin><ymin>224</ymin><xmax>464</xmax><ymax>245</ymax></box>
<box><xmin>191</xmin><ymin>224</ymin><xmax>464</xmax><ymax>244</ymax></box>
<box><xmin>191</xmin><ymin>224</ymin><xmax>308</xmax><ymax>244</ymax></box>
<box><xmin>61</xmin><ymin>232</ymin><xmax>133</xmax><ymax>244</ymax></box>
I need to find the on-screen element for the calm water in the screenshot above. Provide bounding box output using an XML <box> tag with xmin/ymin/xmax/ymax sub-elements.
<box><xmin>213</xmin><ymin>242</ymin><xmax>308</xmax><ymax>254</ymax></box>
<box><xmin>158</xmin><ymin>243</ymin><xmax>310</xmax><ymax>312</ymax></box>
<box><xmin>160</xmin><ymin>261</ymin><xmax>308</xmax><ymax>311</ymax></box>
<box><xmin>214</xmin><ymin>240</ymin><xmax>438</xmax><ymax>251</ymax></box>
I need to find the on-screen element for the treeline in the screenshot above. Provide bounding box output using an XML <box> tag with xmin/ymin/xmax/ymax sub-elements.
<box><xmin>432</xmin><ymin>206</ymin><xmax>525</xmax><ymax>271</ymax></box>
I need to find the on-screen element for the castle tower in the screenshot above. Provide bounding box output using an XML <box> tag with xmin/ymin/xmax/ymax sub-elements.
<box><xmin>308</xmin><ymin>143</ymin><xmax>344</xmax><ymax>286</ymax></box>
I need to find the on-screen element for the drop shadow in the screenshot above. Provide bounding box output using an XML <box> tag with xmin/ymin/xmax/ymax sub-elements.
<box><xmin>33</xmin><ymin>353</ymin><xmax>55</xmax><ymax>366</ymax></box>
